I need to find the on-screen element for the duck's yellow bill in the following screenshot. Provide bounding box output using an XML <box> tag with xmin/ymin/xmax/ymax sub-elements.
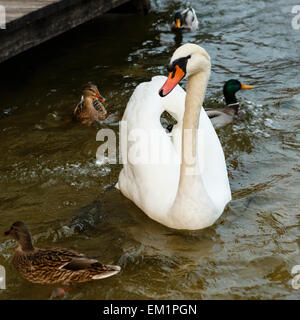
<box><xmin>175</xmin><ymin>19</ymin><xmax>181</xmax><ymax>28</ymax></box>
<box><xmin>241</xmin><ymin>83</ymin><xmax>254</xmax><ymax>90</ymax></box>
<box><xmin>159</xmin><ymin>65</ymin><xmax>185</xmax><ymax>97</ymax></box>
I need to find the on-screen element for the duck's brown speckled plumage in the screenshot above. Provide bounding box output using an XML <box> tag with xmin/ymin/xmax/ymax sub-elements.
<box><xmin>4</xmin><ymin>222</ymin><xmax>120</xmax><ymax>285</ymax></box>
<box><xmin>73</xmin><ymin>83</ymin><xmax>107</xmax><ymax>126</ymax></box>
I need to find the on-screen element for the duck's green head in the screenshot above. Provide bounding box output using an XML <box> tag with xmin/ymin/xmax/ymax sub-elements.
<box><xmin>174</xmin><ymin>12</ymin><xmax>184</xmax><ymax>29</ymax></box>
<box><xmin>223</xmin><ymin>79</ymin><xmax>253</xmax><ymax>105</ymax></box>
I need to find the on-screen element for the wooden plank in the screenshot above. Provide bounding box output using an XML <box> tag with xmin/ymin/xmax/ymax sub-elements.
<box><xmin>4</xmin><ymin>1</ymin><xmax>60</xmax><ymax>23</ymax></box>
<box><xmin>0</xmin><ymin>0</ymin><xmax>146</xmax><ymax>63</ymax></box>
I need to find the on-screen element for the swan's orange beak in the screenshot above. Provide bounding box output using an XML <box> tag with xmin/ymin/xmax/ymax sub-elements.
<box><xmin>241</xmin><ymin>83</ymin><xmax>254</xmax><ymax>90</ymax></box>
<box><xmin>159</xmin><ymin>65</ymin><xmax>185</xmax><ymax>97</ymax></box>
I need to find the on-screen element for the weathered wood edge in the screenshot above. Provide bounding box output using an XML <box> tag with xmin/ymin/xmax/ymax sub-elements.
<box><xmin>0</xmin><ymin>0</ymin><xmax>149</xmax><ymax>63</ymax></box>
<box><xmin>4</xmin><ymin>0</ymin><xmax>129</xmax><ymax>31</ymax></box>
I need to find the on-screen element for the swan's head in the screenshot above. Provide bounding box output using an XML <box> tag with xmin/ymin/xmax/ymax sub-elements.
<box><xmin>159</xmin><ymin>43</ymin><xmax>211</xmax><ymax>97</ymax></box>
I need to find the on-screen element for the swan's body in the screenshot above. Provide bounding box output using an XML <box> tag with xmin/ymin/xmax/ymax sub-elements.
<box><xmin>117</xmin><ymin>44</ymin><xmax>231</xmax><ymax>230</ymax></box>
<box><xmin>172</xmin><ymin>8</ymin><xmax>199</xmax><ymax>32</ymax></box>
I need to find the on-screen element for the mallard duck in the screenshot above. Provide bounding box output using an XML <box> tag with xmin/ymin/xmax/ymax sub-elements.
<box><xmin>206</xmin><ymin>79</ymin><xmax>254</xmax><ymax>129</ymax></box>
<box><xmin>172</xmin><ymin>7</ymin><xmax>199</xmax><ymax>32</ymax></box>
<box><xmin>73</xmin><ymin>82</ymin><xmax>107</xmax><ymax>125</ymax></box>
<box><xmin>165</xmin><ymin>79</ymin><xmax>254</xmax><ymax>133</ymax></box>
<box><xmin>3</xmin><ymin>222</ymin><xmax>120</xmax><ymax>284</ymax></box>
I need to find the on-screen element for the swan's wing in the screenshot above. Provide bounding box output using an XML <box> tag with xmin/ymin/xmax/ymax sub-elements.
<box><xmin>118</xmin><ymin>76</ymin><xmax>182</xmax><ymax>221</ymax></box>
<box><xmin>198</xmin><ymin>109</ymin><xmax>232</xmax><ymax>214</ymax></box>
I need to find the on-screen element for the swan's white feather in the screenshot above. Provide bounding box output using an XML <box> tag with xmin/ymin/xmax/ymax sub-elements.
<box><xmin>118</xmin><ymin>76</ymin><xmax>231</xmax><ymax>230</ymax></box>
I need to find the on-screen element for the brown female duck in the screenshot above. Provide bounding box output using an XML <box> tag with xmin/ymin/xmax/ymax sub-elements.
<box><xmin>3</xmin><ymin>221</ymin><xmax>120</xmax><ymax>284</ymax></box>
<box><xmin>73</xmin><ymin>82</ymin><xmax>107</xmax><ymax>125</ymax></box>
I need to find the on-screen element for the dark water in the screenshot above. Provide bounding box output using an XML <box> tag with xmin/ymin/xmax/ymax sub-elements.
<box><xmin>0</xmin><ymin>0</ymin><xmax>300</xmax><ymax>299</ymax></box>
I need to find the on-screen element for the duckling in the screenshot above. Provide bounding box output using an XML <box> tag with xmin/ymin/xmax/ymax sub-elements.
<box><xmin>3</xmin><ymin>221</ymin><xmax>120</xmax><ymax>284</ymax></box>
<box><xmin>172</xmin><ymin>7</ymin><xmax>199</xmax><ymax>32</ymax></box>
<box><xmin>206</xmin><ymin>79</ymin><xmax>254</xmax><ymax>129</ymax></box>
<box><xmin>73</xmin><ymin>82</ymin><xmax>107</xmax><ymax>125</ymax></box>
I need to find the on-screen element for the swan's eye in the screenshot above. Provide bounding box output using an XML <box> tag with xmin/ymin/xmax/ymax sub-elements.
<box><xmin>167</xmin><ymin>64</ymin><xmax>174</xmax><ymax>72</ymax></box>
<box><xmin>168</xmin><ymin>55</ymin><xmax>191</xmax><ymax>75</ymax></box>
<box><xmin>166</xmin><ymin>64</ymin><xmax>176</xmax><ymax>79</ymax></box>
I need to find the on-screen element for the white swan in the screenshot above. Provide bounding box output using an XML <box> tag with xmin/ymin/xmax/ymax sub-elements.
<box><xmin>117</xmin><ymin>43</ymin><xmax>231</xmax><ymax>230</ymax></box>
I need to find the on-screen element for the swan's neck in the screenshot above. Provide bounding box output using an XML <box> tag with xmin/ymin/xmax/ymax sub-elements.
<box><xmin>168</xmin><ymin>68</ymin><xmax>214</xmax><ymax>229</ymax></box>
<box><xmin>179</xmin><ymin>70</ymin><xmax>210</xmax><ymax>181</ymax></box>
